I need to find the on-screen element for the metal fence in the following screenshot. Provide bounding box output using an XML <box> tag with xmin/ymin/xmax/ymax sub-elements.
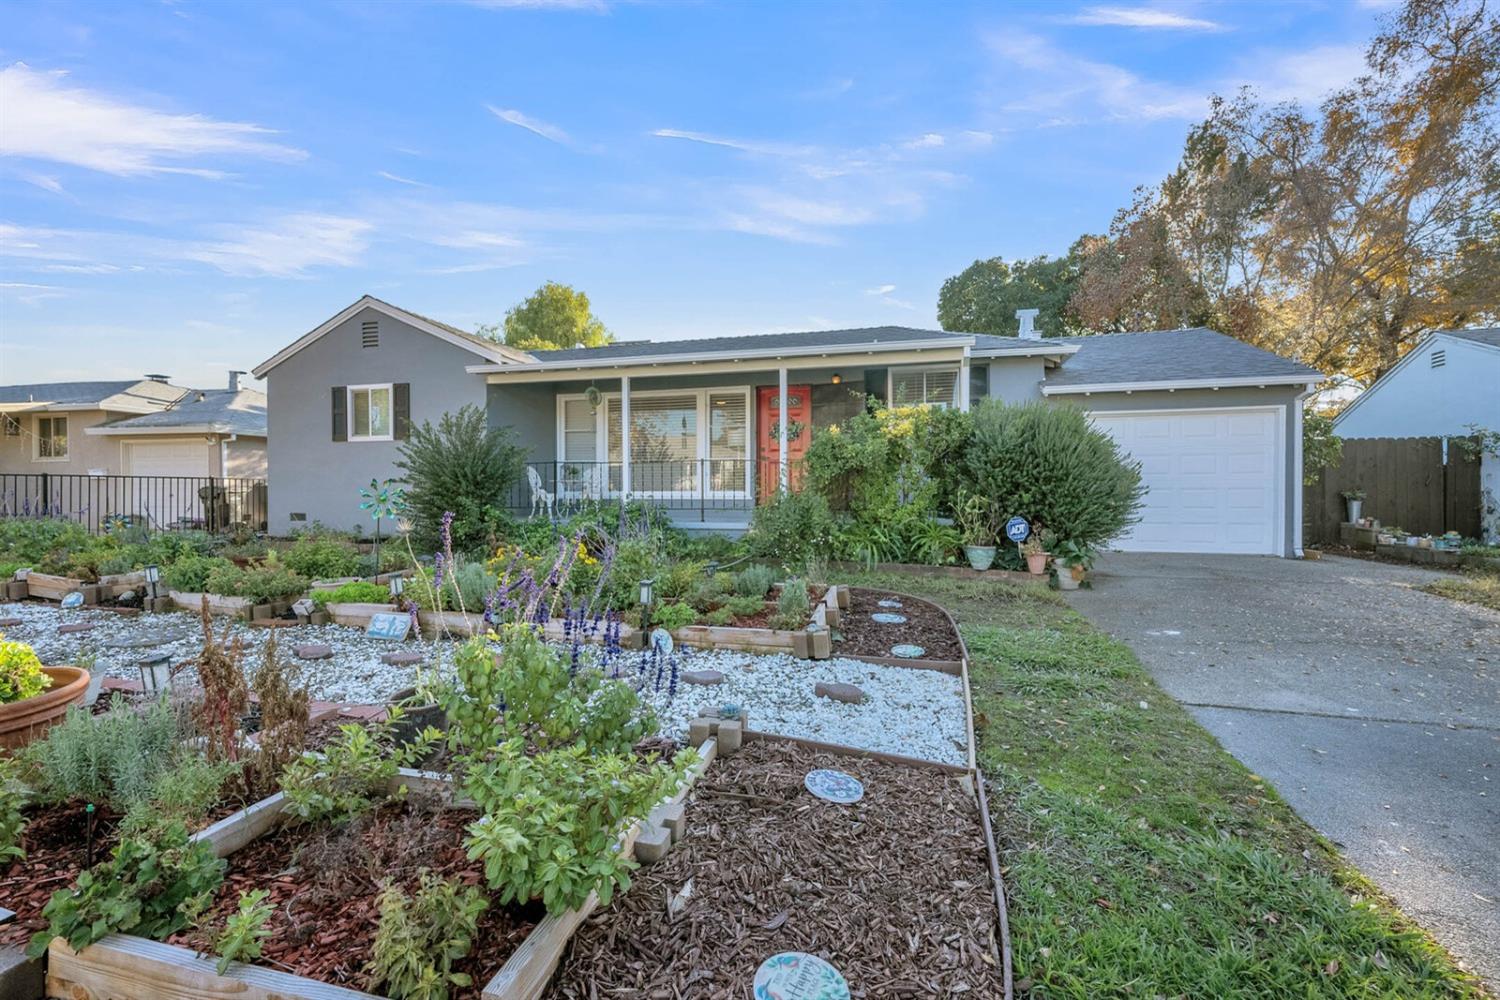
<box><xmin>1304</xmin><ymin>436</ymin><xmax>1483</xmax><ymax>545</ymax></box>
<box><xmin>0</xmin><ymin>473</ymin><xmax>268</xmax><ymax>534</ymax></box>
<box><xmin>499</xmin><ymin>459</ymin><xmax>809</xmax><ymax>522</ymax></box>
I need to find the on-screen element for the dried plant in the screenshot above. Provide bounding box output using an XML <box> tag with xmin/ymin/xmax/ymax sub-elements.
<box><xmin>249</xmin><ymin>630</ymin><xmax>310</xmax><ymax>794</ymax></box>
<box><xmin>196</xmin><ymin>597</ymin><xmax>248</xmax><ymax>763</ymax></box>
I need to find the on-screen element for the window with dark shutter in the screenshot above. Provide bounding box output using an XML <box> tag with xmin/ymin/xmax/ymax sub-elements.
<box><xmin>361</xmin><ymin>320</ymin><xmax>379</xmax><ymax>349</ymax></box>
<box><xmin>393</xmin><ymin>383</ymin><xmax>410</xmax><ymax>440</ymax></box>
<box><xmin>332</xmin><ymin>386</ymin><xmax>348</xmax><ymax>441</ymax></box>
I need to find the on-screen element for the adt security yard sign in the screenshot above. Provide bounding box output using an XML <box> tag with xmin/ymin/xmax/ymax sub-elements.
<box><xmin>366</xmin><ymin>612</ymin><xmax>412</xmax><ymax>641</ymax></box>
<box><xmin>1005</xmin><ymin>517</ymin><xmax>1031</xmax><ymax>544</ymax></box>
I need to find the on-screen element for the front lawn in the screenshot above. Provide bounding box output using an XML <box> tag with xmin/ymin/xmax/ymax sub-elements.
<box><xmin>1420</xmin><ymin>571</ymin><xmax>1500</xmax><ymax>613</ymax></box>
<box><xmin>843</xmin><ymin>571</ymin><xmax>1487</xmax><ymax>999</ymax></box>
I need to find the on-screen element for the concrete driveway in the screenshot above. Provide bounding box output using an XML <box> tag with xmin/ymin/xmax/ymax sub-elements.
<box><xmin>1065</xmin><ymin>553</ymin><xmax>1500</xmax><ymax>988</ymax></box>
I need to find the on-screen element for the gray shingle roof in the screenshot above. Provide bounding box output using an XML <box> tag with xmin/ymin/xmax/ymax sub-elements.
<box><xmin>0</xmin><ymin>380</ymin><xmax>147</xmax><ymax>406</ymax></box>
<box><xmin>526</xmin><ymin>325</ymin><xmax>1065</xmax><ymax>362</ymax></box>
<box><xmin>1444</xmin><ymin>327</ymin><xmax>1500</xmax><ymax>349</ymax></box>
<box><xmin>1044</xmin><ymin>328</ymin><xmax>1321</xmax><ymax>387</ymax></box>
<box><xmin>95</xmin><ymin>388</ymin><xmax>267</xmax><ymax>436</ymax></box>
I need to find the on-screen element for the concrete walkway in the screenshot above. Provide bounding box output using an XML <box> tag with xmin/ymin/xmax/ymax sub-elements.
<box><xmin>1065</xmin><ymin>553</ymin><xmax>1500</xmax><ymax>989</ymax></box>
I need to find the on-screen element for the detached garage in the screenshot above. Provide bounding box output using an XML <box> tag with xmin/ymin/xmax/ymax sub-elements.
<box><xmin>1039</xmin><ymin>329</ymin><xmax>1322</xmax><ymax>558</ymax></box>
<box><xmin>123</xmin><ymin>439</ymin><xmax>218</xmax><ymax>478</ymax></box>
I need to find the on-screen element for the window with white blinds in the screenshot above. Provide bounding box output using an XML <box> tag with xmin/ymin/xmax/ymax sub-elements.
<box><xmin>608</xmin><ymin>394</ymin><xmax>698</xmax><ymax>492</ymax></box>
<box><xmin>890</xmin><ymin>366</ymin><xmax>958</xmax><ymax>407</ymax></box>
<box><xmin>561</xmin><ymin>398</ymin><xmax>597</xmax><ymax>463</ymax></box>
<box><xmin>708</xmin><ymin>392</ymin><xmax>748</xmax><ymax>490</ymax></box>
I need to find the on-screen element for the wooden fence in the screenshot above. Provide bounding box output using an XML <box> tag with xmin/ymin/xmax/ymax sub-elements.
<box><xmin>1305</xmin><ymin>436</ymin><xmax>1482</xmax><ymax>546</ymax></box>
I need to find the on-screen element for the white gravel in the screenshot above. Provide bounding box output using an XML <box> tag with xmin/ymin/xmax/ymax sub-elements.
<box><xmin>1</xmin><ymin>601</ymin><xmax>969</xmax><ymax>766</ymax></box>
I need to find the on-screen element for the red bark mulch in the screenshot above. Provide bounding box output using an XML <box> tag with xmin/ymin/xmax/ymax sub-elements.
<box><xmin>833</xmin><ymin>588</ymin><xmax>965</xmax><ymax>662</ymax></box>
<box><xmin>0</xmin><ymin>802</ymin><xmax>123</xmax><ymax>949</ymax></box>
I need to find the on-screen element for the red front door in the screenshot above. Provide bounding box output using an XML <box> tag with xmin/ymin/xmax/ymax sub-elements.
<box><xmin>757</xmin><ymin>385</ymin><xmax>811</xmax><ymax>500</ymax></box>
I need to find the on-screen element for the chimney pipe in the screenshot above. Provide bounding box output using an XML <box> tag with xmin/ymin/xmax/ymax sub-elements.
<box><xmin>228</xmin><ymin>370</ymin><xmax>245</xmax><ymax>392</ymax></box>
<box><xmin>144</xmin><ymin>373</ymin><xmax>170</xmax><ymax>383</ymax></box>
<box><xmin>1015</xmin><ymin>309</ymin><xmax>1041</xmax><ymax>340</ymax></box>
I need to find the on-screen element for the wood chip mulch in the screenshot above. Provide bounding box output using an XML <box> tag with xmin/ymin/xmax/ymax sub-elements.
<box><xmin>0</xmin><ymin>802</ymin><xmax>124</xmax><ymax>949</ymax></box>
<box><xmin>170</xmin><ymin>795</ymin><xmax>539</xmax><ymax>997</ymax></box>
<box><xmin>544</xmin><ymin>740</ymin><xmax>1002</xmax><ymax>999</ymax></box>
<box><xmin>834</xmin><ymin>588</ymin><xmax>965</xmax><ymax>662</ymax></box>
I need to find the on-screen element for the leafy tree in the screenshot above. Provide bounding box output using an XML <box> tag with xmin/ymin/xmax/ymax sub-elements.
<box><xmin>484</xmin><ymin>281</ymin><xmax>613</xmax><ymax>351</ymax></box>
<box><xmin>395</xmin><ymin>405</ymin><xmax>525</xmax><ymax>553</ymax></box>
<box><xmin>1303</xmin><ymin>411</ymin><xmax>1344</xmax><ymax>486</ymax></box>
<box><xmin>937</xmin><ymin>250</ymin><xmax>1086</xmax><ymax>336</ymax></box>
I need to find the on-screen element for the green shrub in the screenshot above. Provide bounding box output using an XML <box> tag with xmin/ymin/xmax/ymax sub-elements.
<box><xmin>733</xmin><ymin>564</ymin><xmax>777</xmax><ymax>599</ymax></box>
<box><xmin>960</xmin><ymin>400</ymin><xmax>1145</xmax><ymax>548</ymax></box>
<box><xmin>24</xmin><ymin>696</ymin><xmax>184</xmax><ymax>807</ymax></box>
<box><xmin>769</xmin><ymin>578</ymin><xmax>811</xmax><ymax>630</ymax></box>
<box><xmin>281</xmin><ymin>535</ymin><xmax>361</xmax><ymax>580</ymax></box>
<box><xmin>651</xmin><ymin>601</ymin><xmax>697</xmax><ymax>631</ymax></box>
<box><xmin>746</xmin><ymin>491</ymin><xmax>835</xmax><ymax>572</ymax></box>
<box><xmin>119</xmin><ymin>756</ymin><xmax>241</xmax><ymax>840</ymax></box>
<box><xmin>395</xmin><ymin>405</ymin><xmax>526</xmax><ymax>554</ymax></box>
<box><xmin>409</xmin><ymin>560</ymin><xmax>493</xmax><ymax>613</ymax></box>
<box><xmin>310</xmin><ymin>581</ymin><xmax>391</xmax><ymax>608</ymax></box>
<box><xmin>163</xmin><ymin>554</ymin><xmax>234</xmax><ymax>593</ymax></box>
<box><xmin>281</xmin><ymin>711</ymin><xmax>434</xmax><ymax>825</ymax></box>
<box><xmin>0</xmin><ymin>518</ymin><xmax>94</xmax><ymax>567</ymax></box>
<box><xmin>604</xmin><ymin>538</ymin><xmax>667</xmax><ymax>611</ymax></box>
<box><xmin>0</xmin><ymin>637</ymin><xmax>49</xmax><ymax>704</ymax></box>
<box><xmin>30</xmin><ymin>822</ymin><xmax>224</xmax><ymax>958</ymax></box>
<box><xmin>699</xmin><ymin>607</ymin><xmax>735</xmax><ymax>626</ymax></box>
<box><xmin>203</xmin><ymin>558</ymin><xmax>307</xmax><ymax>604</ymax></box>
<box><xmin>367</xmin><ymin>874</ymin><xmax>487</xmax><ymax>1000</ymax></box>
<box><xmin>722</xmin><ymin>594</ymin><xmax>766</xmax><ymax>618</ymax></box>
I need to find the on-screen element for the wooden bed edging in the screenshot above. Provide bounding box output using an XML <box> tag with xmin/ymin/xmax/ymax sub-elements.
<box><xmin>829</xmin><ymin>560</ymin><xmax>1046</xmax><ymax>585</ymax></box>
<box><xmin>44</xmin><ymin>748</ymin><xmax>720</xmax><ymax>1000</ymax></box>
<box><xmin>842</xmin><ymin>653</ymin><xmax>963</xmax><ymax>675</ymax></box>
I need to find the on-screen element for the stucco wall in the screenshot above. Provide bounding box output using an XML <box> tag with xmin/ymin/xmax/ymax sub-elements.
<box><xmin>984</xmin><ymin>357</ymin><xmax>1046</xmax><ymax>403</ymax></box>
<box><xmin>223</xmin><ymin>436</ymin><xmax>267</xmax><ymax>478</ymax></box>
<box><xmin>1059</xmin><ymin>386</ymin><xmax>1306</xmax><ymax>556</ymax></box>
<box><xmin>1335</xmin><ymin>336</ymin><xmax>1500</xmax><ymax>439</ymax></box>
<box><xmin>0</xmin><ymin>409</ymin><xmax>129</xmax><ymax>476</ymax></box>
<box><xmin>264</xmin><ymin>306</ymin><xmax>490</xmax><ymax>534</ymax></box>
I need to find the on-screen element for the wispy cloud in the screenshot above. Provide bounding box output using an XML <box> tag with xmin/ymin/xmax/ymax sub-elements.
<box><xmin>863</xmin><ymin>283</ymin><xmax>912</xmax><ymax>308</ymax></box>
<box><xmin>651</xmin><ymin>128</ymin><xmax>815</xmax><ymax>158</ymax></box>
<box><xmin>486</xmin><ymin>105</ymin><xmax>574</xmax><ymax>146</ymax></box>
<box><xmin>905</xmin><ymin>133</ymin><xmax>946</xmax><ymax>149</ymax></box>
<box><xmin>377</xmin><ymin>170</ymin><xmax>433</xmax><ymax>188</ymax></box>
<box><xmin>0</xmin><ymin>282</ymin><xmax>67</xmax><ymax>306</ymax></box>
<box><xmin>19</xmin><ymin>173</ymin><xmax>67</xmax><ymax>196</ymax></box>
<box><xmin>186</xmin><ymin>213</ymin><xmax>371</xmax><ymax>277</ymax></box>
<box><xmin>865</xmin><ymin>284</ymin><xmax>897</xmax><ymax>296</ymax></box>
<box><xmin>0</xmin><ymin>62</ymin><xmax>305</xmax><ymax>177</ymax></box>
<box><xmin>1067</xmin><ymin>6</ymin><xmax>1225</xmax><ymax>31</ymax></box>
<box><xmin>465</xmin><ymin>0</ymin><xmax>607</xmax><ymax>10</ymax></box>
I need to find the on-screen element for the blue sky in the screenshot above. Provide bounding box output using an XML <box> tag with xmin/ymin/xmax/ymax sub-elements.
<box><xmin>1</xmin><ymin>0</ymin><xmax>1389</xmax><ymax>389</ymax></box>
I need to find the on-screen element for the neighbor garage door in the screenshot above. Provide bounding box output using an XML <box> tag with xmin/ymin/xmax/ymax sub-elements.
<box><xmin>124</xmin><ymin>440</ymin><xmax>216</xmax><ymax>478</ymax></box>
<box><xmin>1088</xmin><ymin>408</ymin><xmax>1283</xmax><ymax>555</ymax></box>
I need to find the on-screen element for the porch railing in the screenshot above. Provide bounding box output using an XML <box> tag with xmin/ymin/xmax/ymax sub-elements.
<box><xmin>506</xmin><ymin>459</ymin><xmax>805</xmax><ymax>522</ymax></box>
<box><xmin>0</xmin><ymin>473</ymin><xmax>268</xmax><ymax>535</ymax></box>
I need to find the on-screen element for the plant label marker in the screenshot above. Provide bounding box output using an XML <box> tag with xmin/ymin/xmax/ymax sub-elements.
<box><xmin>366</xmin><ymin>612</ymin><xmax>412</xmax><ymax>641</ymax></box>
<box><xmin>890</xmin><ymin>643</ymin><xmax>926</xmax><ymax>658</ymax></box>
<box><xmin>804</xmin><ymin>769</ymin><xmax>864</xmax><ymax>804</ymax></box>
<box><xmin>754</xmin><ymin>952</ymin><xmax>850</xmax><ymax>1000</ymax></box>
<box><xmin>1005</xmin><ymin>516</ymin><xmax>1030</xmax><ymax>544</ymax></box>
<box><xmin>870</xmin><ymin>612</ymin><xmax>906</xmax><ymax>625</ymax></box>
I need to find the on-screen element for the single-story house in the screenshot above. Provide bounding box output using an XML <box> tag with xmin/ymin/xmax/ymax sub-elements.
<box><xmin>253</xmin><ymin>295</ymin><xmax>1321</xmax><ymax>555</ymax></box>
<box><xmin>1333</xmin><ymin>327</ymin><xmax>1499</xmax><ymax>542</ymax></box>
<box><xmin>0</xmin><ymin>374</ymin><xmax>268</xmax><ymax>528</ymax></box>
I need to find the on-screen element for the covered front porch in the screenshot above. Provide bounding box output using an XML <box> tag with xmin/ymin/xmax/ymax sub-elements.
<box><xmin>476</xmin><ymin>337</ymin><xmax>979</xmax><ymax>528</ymax></box>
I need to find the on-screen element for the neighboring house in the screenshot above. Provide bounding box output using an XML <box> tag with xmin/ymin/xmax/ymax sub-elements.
<box><xmin>1333</xmin><ymin>327</ymin><xmax>1500</xmax><ymax>543</ymax></box>
<box><xmin>254</xmin><ymin>296</ymin><xmax>1321</xmax><ymax>556</ymax></box>
<box><xmin>0</xmin><ymin>374</ymin><xmax>268</xmax><ymax>528</ymax></box>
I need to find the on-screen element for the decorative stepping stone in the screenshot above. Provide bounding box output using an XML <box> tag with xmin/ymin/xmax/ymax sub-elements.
<box><xmin>870</xmin><ymin>612</ymin><xmax>906</xmax><ymax>625</ymax></box>
<box><xmin>294</xmin><ymin>643</ymin><xmax>334</xmax><ymax>660</ymax></box>
<box><xmin>876</xmin><ymin>599</ymin><xmax>903</xmax><ymax>609</ymax></box>
<box><xmin>60</xmin><ymin>592</ymin><xmax>84</xmax><ymax>609</ymax></box>
<box><xmin>681</xmin><ymin>669</ymin><xmax>725</xmax><ymax>686</ymax></box>
<box><xmin>755</xmin><ymin>952</ymin><xmax>850</xmax><ymax>1000</ymax></box>
<box><xmin>814</xmin><ymin>681</ymin><xmax>867</xmax><ymax>705</ymax></box>
<box><xmin>803</xmin><ymin>769</ymin><xmax>864</xmax><ymax>804</ymax></box>
<box><xmin>890</xmin><ymin>643</ymin><xmax>926</xmax><ymax>658</ymax></box>
<box><xmin>0</xmin><ymin>618</ymin><xmax>22</xmax><ymax>628</ymax></box>
<box><xmin>58</xmin><ymin>623</ymin><xmax>95</xmax><ymax>635</ymax></box>
<box><xmin>381</xmin><ymin>651</ymin><xmax>425</xmax><ymax>666</ymax></box>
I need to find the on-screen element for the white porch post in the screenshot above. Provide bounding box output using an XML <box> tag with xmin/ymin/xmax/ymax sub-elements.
<box><xmin>620</xmin><ymin>375</ymin><xmax>632</xmax><ymax>501</ymax></box>
<box><xmin>778</xmin><ymin>366</ymin><xmax>789</xmax><ymax>492</ymax></box>
<box><xmin>959</xmin><ymin>349</ymin><xmax>972</xmax><ymax>412</ymax></box>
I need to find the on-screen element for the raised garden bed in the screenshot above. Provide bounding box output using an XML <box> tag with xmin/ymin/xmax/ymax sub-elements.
<box><xmin>542</xmin><ymin>739</ymin><xmax>1004</xmax><ymax>999</ymax></box>
<box><xmin>16</xmin><ymin>573</ymin><xmax>96</xmax><ymax>604</ymax></box>
<box><xmin>168</xmin><ymin>590</ymin><xmax>252</xmax><ymax>617</ymax></box>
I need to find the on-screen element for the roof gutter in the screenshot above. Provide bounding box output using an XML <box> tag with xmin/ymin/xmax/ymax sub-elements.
<box><xmin>464</xmin><ymin>336</ymin><xmax>976</xmax><ymax>375</ymax></box>
<box><xmin>1042</xmin><ymin>374</ymin><xmax>1320</xmax><ymax>395</ymax></box>
<box><xmin>970</xmin><ymin>343</ymin><xmax>1081</xmax><ymax>359</ymax></box>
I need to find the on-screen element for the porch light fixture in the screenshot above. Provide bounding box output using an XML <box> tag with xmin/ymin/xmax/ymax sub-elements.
<box><xmin>831</xmin><ymin>373</ymin><xmax>842</xmax><ymax>384</ymax></box>
<box><xmin>137</xmin><ymin>652</ymin><xmax>172</xmax><ymax>696</ymax></box>
<box><xmin>143</xmin><ymin>564</ymin><xmax>160</xmax><ymax>600</ymax></box>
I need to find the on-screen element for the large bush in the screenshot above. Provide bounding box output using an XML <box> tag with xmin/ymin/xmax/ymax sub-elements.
<box><xmin>959</xmin><ymin>400</ymin><xmax>1144</xmax><ymax>548</ymax></box>
<box><xmin>746</xmin><ymin>489</ymin><xmax>835</xmax><ymax>572</ymax></box>
<box><xmin>395</xmin><ymin>405</ymin><xmax>526</xmax><ymax>555</ymax></box>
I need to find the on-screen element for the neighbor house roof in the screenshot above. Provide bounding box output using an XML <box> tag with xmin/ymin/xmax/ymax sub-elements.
<box><xmin>0</xmin><ymin>379</ymin><xmax>189</xmax><ymax>413</ymax></box>
<box><xmin>1443</xmin><ymin>326</ymin><xmax>1500</xmax><ymax>351</ymax></box>
<box><xmin>1041</xmin><ymin>328</ymin><xmax>1322</xmax><ymax>394</ymax></box>
<box><xmin>251</xmin><ymin>295</ymin><xmax>532</xmax><ymax>378</ymax></box>
<box><xmin>87</xmin><ymin>387</ymin><xmax>267</xmax><ymax>437</ymax></box>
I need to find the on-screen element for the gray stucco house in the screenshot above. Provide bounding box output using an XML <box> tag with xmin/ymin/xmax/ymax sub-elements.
<box><xmin>253</xmin><ymin>296</ymin><xmax>1321</xmax><ymax>556</ymax></box>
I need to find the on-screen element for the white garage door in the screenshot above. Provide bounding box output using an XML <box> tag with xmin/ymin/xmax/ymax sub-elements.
<box><xmin>1089</xmin><ymin>408</ymin><xmax>1283</xmax><ymax>555</ymax></box>
<box><xmin>125</xmin><ymin>440</ymin><xmax>216</xmax><ymax>478</ymax></box>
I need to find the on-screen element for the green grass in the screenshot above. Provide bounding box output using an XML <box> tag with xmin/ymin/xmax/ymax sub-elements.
<box><xmin>842</xmin><ymin>570</ymin><xmax>1488</xmax><ymax>999</ymax></box>
<box><xmin>1421</xmin><ymin>571</ymin><xmax>1500</xmax><ymax>613</ymax></box>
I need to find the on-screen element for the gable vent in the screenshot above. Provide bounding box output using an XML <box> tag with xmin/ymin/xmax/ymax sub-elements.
<box><xmin>1431</xmin><ymin>348</ymin><xmax>1446</xmax><ymax>368</ymax></box>
<box><xmin>361</xmin><ymin>320</ymin><xmax>379</xmax><ymax>349</ymax></box>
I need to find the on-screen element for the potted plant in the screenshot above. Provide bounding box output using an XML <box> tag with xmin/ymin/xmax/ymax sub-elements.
<box><xmin>1052</xmin><ymin>539</ymin><xmax>1095</xmax><ymax>591</ymax></box>
<box><xmin>0</xmin><ymin>634</ymin><xmax>90</xmax><ymax>749</ymax></box>
<box><xmin>1020</xmin><ymin>529</ymin><xmax>1050</xmax><ymax>575</ymax></box>
<box><xmin>1341</xmin><ymin>489</ymin><xmax>1366</xmax><ymax>523</ymax></box>
<box><xmin>955</xmin><ymin>490</ymin><xmax>997</xmax><ymax>571</ymax></box>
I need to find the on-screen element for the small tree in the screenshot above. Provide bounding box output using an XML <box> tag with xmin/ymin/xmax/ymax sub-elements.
<box><xmin>395</xmin><ymin>405</ymin><xmax>525</xmax><ymax>554</ymax></box>
<box><xmin>485</xmin><ymin>281</ymin><xmax>613</xmax><ymax>351</ymax></box>
<box><xmin>959</xmin><ymin>400</ymin><xmax>1144</xmax><ymax>549</ymax></box>
<box><xmin>1302</xmin><ymin>411</ymin><xmax>1344</xmax><ymax>486</ymax></box>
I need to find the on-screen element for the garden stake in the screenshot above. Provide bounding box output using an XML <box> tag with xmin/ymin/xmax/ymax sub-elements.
<box><xmin>85</xmin><ymin>802</ymin><xmax>95</xmax><ymax>868</ymax></box>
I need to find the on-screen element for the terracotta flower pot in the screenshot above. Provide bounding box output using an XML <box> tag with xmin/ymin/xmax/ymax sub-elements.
<box><xmin>1026</xmin><ymin>552</ymin><xmax>1049</xmax><ymax>575</ymax></box>
<box><xmin>0</xmin><ymin>666</ymin><xmax>90</xmax><ymax>750</ymax></box>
